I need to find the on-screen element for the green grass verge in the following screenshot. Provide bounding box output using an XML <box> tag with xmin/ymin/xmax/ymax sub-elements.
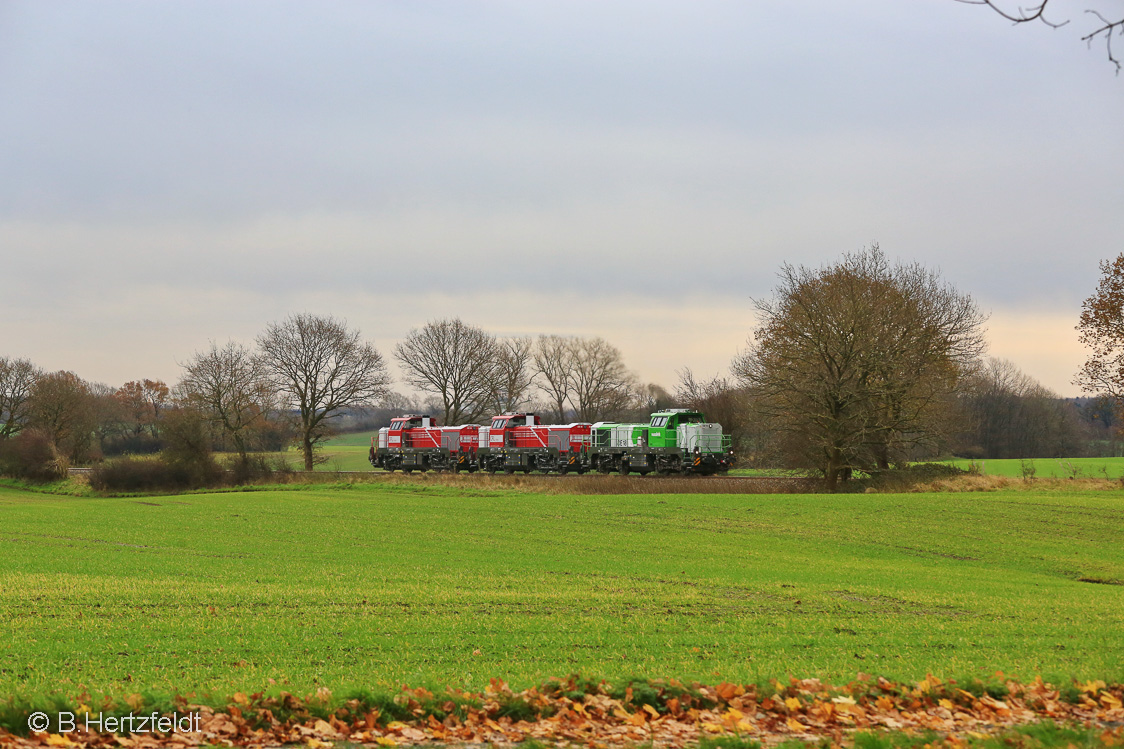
<box><xmin>1</xmin><ymin>482</ymin><xmax>1121</xmax><ymax>702</ymax></box>
<box><xmin>846</xmin><ymin>722</ymin><xmax>1118</xmax><ymax>749</ymax></box>
<box><xmin>729</xmin><ymin>722</ymin><xmax>1124</xmax><ymax>749</ymax></box>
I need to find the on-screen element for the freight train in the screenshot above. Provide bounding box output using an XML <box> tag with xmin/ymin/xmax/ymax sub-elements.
<box><xmin>368</xmin><ymin>409</ymin><xmax>734</xmax><ymax>476</ymax></box>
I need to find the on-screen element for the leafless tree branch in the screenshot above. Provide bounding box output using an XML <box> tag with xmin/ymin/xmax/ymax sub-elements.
<box><xmin>957</xmin><ymin>0</ymin><xmax>1124</xmax><ymax>70</ymax></box>
<box><xmin>955</xmin><ymin>0</ymin><xmax>1068</xmax><ymax>26</ymax></box>
<box><xmin>1083</xmin><ymin>10</ymin><xmax>1124</xmax><ymax>71</ymax></box>
<box><xmin>178</xmin><ymin>341</ymin><xmax>275</xmax><ymax>461</ymax></box>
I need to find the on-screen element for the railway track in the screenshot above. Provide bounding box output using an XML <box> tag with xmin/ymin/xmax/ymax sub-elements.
<box><xmin>67</xmin><ymin>467</ymin><xmax>820</xmax><ymax>492</ymax></box>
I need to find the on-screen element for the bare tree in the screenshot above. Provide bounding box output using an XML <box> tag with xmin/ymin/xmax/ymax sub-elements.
<box><xmin>115</xmin><ymin>381</ymin><xmax>150</xmax><ymax>438</ymax></box>
<box><xmin>533</xmin><ymin>334</ymin><xmax>575</xmax><ymax>422</ymax></box>
<box><xmin>676</xmin><ymin>368</ymin><xmax>759</xmax><ymax>456</ymax></box>
<box><xmin>0</xmin><ymin>356</ymin><xmax>39</xmax><ymax>439</ymax></box>
<box><xmin>258</xmin><ymin>313</ymin><xmax>391</xmax><ymax>470</ymax></box>
<box><xmin>27</xmin><ymin>371</ymin><xmax>99</xmax><ymax>463</ymax></box>
<box><xmin>1076</xmin><ymin>253</ymin><xmax>1124</xmax><ymax>401</ymax></box>
<box><xmin>89</xmin><ymin>381</ymin><xmax>130</xmax><ymax>454</ymax></box>
<box><xmin>676</xmin><ymin>369</ymin><xmax>736</xmax><ymax>416</ymax></box>
<box><xmin>394</xmin><ymin>318</ymin><xmax>500</xmax><ymax>424</ymax></box>
<box><xmin>179</xmin><ymin>341</ymin><xmax>274</xmax><ymax>463</ymax></box>
<box><xmin>956</xmin><ymin>358</ymin><xmax>1087</xmax><ymax>458</ymax></box>
<box><xmin>569</xmin><ymin>337</ymin><xmax>638</xmax><ymax>422</ymax></box>
<box><xmin>636</xmin><ymin>382</ymin><xmax>677</xmax><ymax>414</ymax></box>
<box><xmin>955</xmin><ymin>0</ymin><xmax>1124</xmax><ymax>71</ymax></box>
<box><xmin>114</xmin><ymin>380</ymin><xmax>169</xmax><ymax>439</ymax></box>
<box><xmin>141</xmin><ymin>379</ymin><xmax>170</xmax><ymax>437</ymax></box>
<box><xmin>530</xmin><ymin>335</ymin><xmax>639</xmax><ymax>422</ymax></box>
<box><xmin>489</xmin><ymin>336</ymin><xmax>536</xmax><ymax>414</ymax></box>
<box><xmin>732</xmin><ymin>245</ymin><xmax>986</xmax><ymax>490</ymax></box>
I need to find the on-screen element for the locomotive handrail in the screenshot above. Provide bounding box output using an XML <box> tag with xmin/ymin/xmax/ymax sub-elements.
<box><xmin>680</xmin><ymin>433</ymin><xmax>732</xmax><ymax>453</ymax></box>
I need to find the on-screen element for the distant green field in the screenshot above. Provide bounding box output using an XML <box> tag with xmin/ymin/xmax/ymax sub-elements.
<box><xmin>277</xmin><ymin>430</ymin><xmax>378</xmax><ymax>471</ymax></box>
<box><xmin>1</xmin><ymin>481</ymin><xmax>1121</xmax><ymax>701</ymax></box>
<box><xmin>944</xmin><ymin>456</ymin><xmax>1124</xmax><ymax>479</ymax></box>
<box><xmin>316</xmin><ymin>430</ymin><xmax>382</xmax><ymax>448</ymax></box>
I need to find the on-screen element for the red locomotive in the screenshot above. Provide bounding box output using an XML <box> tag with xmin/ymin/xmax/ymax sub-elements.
<box><xmin>371</xmin><ymin>413</ymin><xmax>591</xmax><ymax>474</ymax></box>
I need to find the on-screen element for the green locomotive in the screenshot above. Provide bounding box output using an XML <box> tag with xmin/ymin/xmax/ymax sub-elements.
<box><xmin>588</xmin><ymin>409</ymin><xmax>734</xmax><ymax>475</ymax></box>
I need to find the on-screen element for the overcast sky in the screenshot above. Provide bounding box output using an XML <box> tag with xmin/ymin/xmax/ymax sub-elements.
<box><xmin>1</xmin><ymin>0</ymin><xmax>1121</xmax><ymax>399</ymax></box>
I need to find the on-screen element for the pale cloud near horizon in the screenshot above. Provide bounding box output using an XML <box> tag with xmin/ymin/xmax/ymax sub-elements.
<box><xmin>0</xmin><ymin>272</ymin><xmax>1091</xmax><ymax>400</ymax></box>
<box><xmin>983</xmin><ymin>309</ymin><xmax>1087</xmax><ymax>396</ymax></box>
<box><xmin>1</xmin><ymin>0</ymin><xmax>1120</xmax><ymax>400</ymax></box>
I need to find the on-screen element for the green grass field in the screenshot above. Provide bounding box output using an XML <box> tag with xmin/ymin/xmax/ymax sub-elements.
<box><xmin>277</xmin><ymin>430</ymin><xmax>378</xmax><ymax>471</ymax></box>
<box><xmin>943</xmin><ymin>457</ymin><xmax>1124</xmax><ymax>479</ymax></box>
<box><xmin>1</xmin><ymin>480</ymin><xmax>1122</xmax><ymax>702</ymax></box>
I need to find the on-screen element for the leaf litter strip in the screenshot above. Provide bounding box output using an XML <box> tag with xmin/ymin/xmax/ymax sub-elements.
<box><xmin>3</xmin><ymin>675</ymin><xmax>1123</xmax><ymax>748</ymax></box>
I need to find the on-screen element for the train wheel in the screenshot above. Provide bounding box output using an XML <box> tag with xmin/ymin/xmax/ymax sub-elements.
<box><xmin>503</xmin><ymin>467</ymin><xmax>515</xmax><ymax>475</ymax></box>
<box><xmin>619</xmin><ymin>464</ymin><xmax>630</xmax><ymax>476</ymax></box>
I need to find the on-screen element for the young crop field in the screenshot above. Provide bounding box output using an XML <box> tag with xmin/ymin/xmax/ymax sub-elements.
<box><xmin>276</xmin><ymin>430</ymin><xmax>378</xmax><ymax>471</ymax></box>
<box><xmin>1</xmin><ymin>480</ymin><xmax>1122</xmax><ymax>707</ymax></box>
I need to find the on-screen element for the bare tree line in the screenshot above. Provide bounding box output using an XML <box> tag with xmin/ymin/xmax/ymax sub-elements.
<box><xmin>394</xmin><ymin>320</ymin><xmax>653</xmax><ymax>425</ymax></box>
<box><xmin>0</xmin><ymin>313</ymin><xmax>391</xmax><ymax>473</ymax></box>
<box><xmin>2</xmin><ymin>250</ymin><xmax>1116</xmax><ymax>485</ymax></box>
<box><xmin>1</xmin><ymin>359</ymin><xmax>174</xmax><ymax>466</ymax></box>
<box><xmin>0</xmin><ymin>313</ymin><xmax>664</xmax><ymax>474</ymax></box>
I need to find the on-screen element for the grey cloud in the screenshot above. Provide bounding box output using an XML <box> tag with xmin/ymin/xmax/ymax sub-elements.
<box><xmin>1</xmin><ymin>0</ymin><xmax>1121</xmax><ymax>395</ymax></box>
